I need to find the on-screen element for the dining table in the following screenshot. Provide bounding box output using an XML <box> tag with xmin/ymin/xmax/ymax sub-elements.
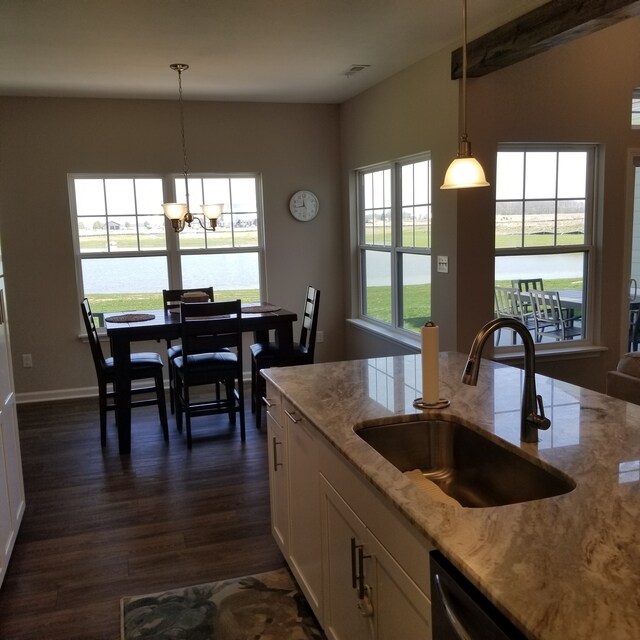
<box><xmin>105</xmin><ymin>303</ymin><xmax>297</xmax><ymax>454</ymax></box>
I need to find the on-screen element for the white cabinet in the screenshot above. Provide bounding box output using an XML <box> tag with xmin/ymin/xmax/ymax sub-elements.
<box><xmin>0</xmin><ymin>280</ymin><xmax>25</xmax><ymax>588</ymax></box>
<box><xmin>265</xmin><ymin>380</ymin><xmax>432</xmax><ymax>639</ymax></box>
<box><xmin>283</xmin><ymin>401</ymin><xmax>322</xmax><ymax>618</ymax></box>
<box><xmin>265</xmin><ymin>384</ymin><xmax>288</xmax><ymax>555</ymax></box>
<box><xmin>264</xmin><ymin>380</ymin><xmax>323</xmax><ymax>621</ymax></box>
<box><xmin>320</xmin><ymin>478</ymin><xmax>431</xmax><ymax>640</ymax></box>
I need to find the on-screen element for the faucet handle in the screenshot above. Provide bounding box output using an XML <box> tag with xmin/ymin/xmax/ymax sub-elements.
<box><xmin>531</xmin><ymin>394</ymin><xmax>551</xmax><ymax>430</ymax></box>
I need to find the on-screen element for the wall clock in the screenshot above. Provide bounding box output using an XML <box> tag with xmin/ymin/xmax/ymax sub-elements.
<box><xmin>289</xmin><ymin>190</ymin><xmax>319</xmax><ymax>222</ymax></box>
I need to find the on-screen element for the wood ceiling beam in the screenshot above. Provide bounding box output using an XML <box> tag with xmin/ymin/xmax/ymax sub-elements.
<box><xmin>451</xmin><ymin>0</ymin><xmax>640</xmax><ymax>79</ymax></box>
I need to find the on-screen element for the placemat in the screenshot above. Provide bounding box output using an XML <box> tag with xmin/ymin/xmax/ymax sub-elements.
<box><xmin>106</xmin><ymin>313</ymin><xmax>155</xmax><ymax>323</ymax></box>
<box><xmin>242</xmin><ymin>303</ymin><xmax>281</xmax><ymax>313</ymax></box>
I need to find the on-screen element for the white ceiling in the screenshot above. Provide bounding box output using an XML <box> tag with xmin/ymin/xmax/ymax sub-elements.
<box><xmin>0</xmin><ymin>0</ymin><xmax>549</xmax><ymax>104</ymax></box>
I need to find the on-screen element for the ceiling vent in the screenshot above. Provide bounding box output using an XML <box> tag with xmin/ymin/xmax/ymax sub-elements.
<box><xmin>344</xmin><ymin>65</ymin><xmax>370</xmax><ymax>78</ymax></box>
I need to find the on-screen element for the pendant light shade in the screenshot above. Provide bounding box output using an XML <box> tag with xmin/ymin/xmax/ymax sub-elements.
<box><xmin>441</xmin><ymin>138</ymin><xmax>489</xmax><ymax>189</ymax></box>
<box><xmin>440</xmin><ymin>0</ymin><xmax>489</xmax><ymax>190</ymax></box>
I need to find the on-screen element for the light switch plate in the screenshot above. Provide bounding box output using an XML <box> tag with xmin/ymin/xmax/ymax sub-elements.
<box><xmin>437</xmin><ymin>256</ymin><xmax>449</xmax><ymax>273</ymax></box>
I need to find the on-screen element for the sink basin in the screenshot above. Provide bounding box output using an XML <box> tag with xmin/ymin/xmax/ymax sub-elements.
<box><xmin>354</xmin><ymin>417</ymin><xmax>575</xmax><ymax>508</ymax></box>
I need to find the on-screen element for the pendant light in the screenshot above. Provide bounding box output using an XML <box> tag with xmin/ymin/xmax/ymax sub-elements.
<box><xmin>162</xmin><ymin>63</ymin><xmax>224</xmax><ymax>231</ymax></box>
<box><xmin>441</xmin><ymin>0</ymin><xmax>489</xmax><ymax>190</ymax></box>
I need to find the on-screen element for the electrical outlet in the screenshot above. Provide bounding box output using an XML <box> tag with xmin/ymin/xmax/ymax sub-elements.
<box><xmin>22</xmin><ymin>353</ymin><xmax>33</xmax><ymax>368</ymax></box>
<box><xmin>437</xmin><ymin>256</ymin><xmax>449</xmax><ymax>273</ymax></box>
<box><xmin>316</xmin><ymin>331</ymin><xmax>324</xmax><ymax>343</ymax></box>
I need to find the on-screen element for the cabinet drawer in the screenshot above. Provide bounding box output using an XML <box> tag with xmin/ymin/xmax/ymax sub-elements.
<box><xmin>263</xmin><ymin>380</ymin><xmax>282</xmax><ymax>425</ymax></box>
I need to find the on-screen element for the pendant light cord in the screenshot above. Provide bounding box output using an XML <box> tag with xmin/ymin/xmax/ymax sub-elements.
<box><xmin>176</xmin><ymin>66</ymin><xmax>191</xmax><ymax>212</ymax></box>
<box><xmin>461</xmin><ymin>0</ymin><xmax>468</xmax><ymax>140</ymax></box>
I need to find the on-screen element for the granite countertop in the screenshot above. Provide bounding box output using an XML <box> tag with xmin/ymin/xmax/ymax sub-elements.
<box><xmin>263</xmin><ymin>352</ymin><xmax>640</xmax><ymax>640</ymax></box>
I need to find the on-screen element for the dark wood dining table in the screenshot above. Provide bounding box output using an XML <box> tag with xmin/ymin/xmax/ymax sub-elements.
<box><xmin>105</xmin><ymin>304</ymin><xmax>297</xmax><ymax>454</ymax></box>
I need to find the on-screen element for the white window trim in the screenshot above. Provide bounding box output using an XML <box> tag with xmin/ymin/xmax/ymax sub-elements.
<box><xmin>355</xmin><ymin>153</ymin><xmax>432</xmax><ymax>339</ymax></box>
<box><xmin>69</xmin><ymin>172</ymin><xmax>266</xmax><ymax>330</ymax></box>
<box><xmin>494</xmin><ymin>143</ymin><xmax>599</xmax><ymax>353</ymax></box>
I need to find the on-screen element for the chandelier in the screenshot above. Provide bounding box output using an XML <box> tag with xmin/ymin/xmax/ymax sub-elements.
<box><xmin>162</xmin><ymin>63</ymin><xmax>224</xmax><ymax>231</ymax></box>
<box><xmin>440</xmin><ymin>0</ymin><xmax>489</xmax><ymax>190</ymax></box>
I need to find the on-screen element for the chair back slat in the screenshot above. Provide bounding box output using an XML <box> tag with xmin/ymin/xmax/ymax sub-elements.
<box><xmin>180</xmin><ymin>300</ymin><xmax>242</xmax><ymax>357</ymax></box>
<box><xmin>163</xmin><ymin>287</ymin><xmax>214</xmax><ymax>311</ymax></box>
<box><xmin>80</xmin><ymin>298</ymin><xmax>107</xmax><ymax>373</ymax></box>
<box><xmin>298</xmin><ymin>286</ymin><xmax>321</xmax><ymax>357</ymax></box>
<box><xmin>512</xmin><ymin>278</ymin><xmax>544</xmax><ymax>292</ymax></box>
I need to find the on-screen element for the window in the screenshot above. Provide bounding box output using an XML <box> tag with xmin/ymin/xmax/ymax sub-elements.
<box><xmin>632</xmin><ymin>88</ymin><xmax>640</xmax><ymax>129</ymax></box>
<box><xmin>70</xmin><ymin>174</ymin><xmax>264</xmax><ymax>325</ymax></box>
<box><xmin>357</xmin><ymin>155</ymin><xmax>432</xmax><ymax>335</ymax></box>
<box><xmin>494</xmin><ymin>145</ymin><xmax>596</xmax><ymax>347</ymax></box>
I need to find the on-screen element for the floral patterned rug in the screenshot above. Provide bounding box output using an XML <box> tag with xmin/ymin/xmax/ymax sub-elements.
<box><xmin>120</xmin><ymin>567</ymin><xmax>325</xmax><ymax>640</ymax></box>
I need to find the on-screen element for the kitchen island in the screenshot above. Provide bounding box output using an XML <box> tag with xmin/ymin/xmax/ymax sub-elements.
<box><xmin>263</xmin><ymin>352</ymin><xmax>640</xmax><ymax>639</ymax></box>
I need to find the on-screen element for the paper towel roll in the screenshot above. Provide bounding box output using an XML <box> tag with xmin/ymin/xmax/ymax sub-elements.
<box><xmin>421</xmin><ymin>322</ymin><xmax>439</xmax><ymax>403</ymax></box>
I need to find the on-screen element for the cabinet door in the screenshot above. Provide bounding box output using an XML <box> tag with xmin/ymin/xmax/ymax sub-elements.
<box><xmin>321</xmin><ymin>476</ymin><xmax>431</xmax><ymax>640</ymax></box>
<box><xmin>373</xmin><ymin>536</ymin><xmax>432</xmax><ymax>640</ymax></box>
<box><xmin>285</xmin><ymin>405</ymin><xmax>322</xmax><ymax>620</ymax></box>
<box><xmin>0</xmin><ymin>283</ymin><xmax>13</xmax><ymax>407</ymax></box>
<box><xmin>1</xmin><ymin>395</ymin><xmax>24</xmax><ymax>531</ymax></box>
<box><xmin>0</xmin><ymin>408</ymin><xmax>13</xmax><ymax>586</ymax></box>
<box><xmin>267</xmin><ymin>410</ymin><xmax>289</xmax><ymax>555</ymax></box>
<box><xmin>321</xmin><ymin>476</ymin><xmax>374</xmax><ymax>640</ymax></box>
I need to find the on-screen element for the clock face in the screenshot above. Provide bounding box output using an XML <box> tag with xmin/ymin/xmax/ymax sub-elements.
<box><xmin>289</xmin><ymin>190</ymin><xmax>319</xmax><ymax>222</ymax></box>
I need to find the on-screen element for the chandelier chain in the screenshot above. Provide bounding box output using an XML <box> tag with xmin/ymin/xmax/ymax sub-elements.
<box><xmin>176</xmin><ymin>67</ymin><xmax>191</xmax><ymax>212</ymax></box>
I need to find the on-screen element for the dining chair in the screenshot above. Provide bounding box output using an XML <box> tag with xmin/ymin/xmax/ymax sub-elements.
<box><xmin>494</xmin><ymin>286</ymin><xmax>533</xmax><ymax>345</ymax></box>
<box><xmin>250</xmin><ymin>285</ymin><xmax>320</xmax><ymax>427</ymax></box>
<box><xmin>80</xmin><ymin>298</ymin><xmax>168</xmax><ymax>447</ymax></box>
<box><xmin>173</xmin><ymin>300</ymin><xmax>245</xmax><ymax>448</ymax></box>
<box><xmin>162</xmin><ymin>287</ymin><xmax>214</xmax><ymax>414</ymax></box>
<box><xmin>528</xmin><ymin>290</ymin><xmax>582</xmax><ymax>342</ymax></box>
<box><xmin>629</xmin><ymin>302</ymin><xmax>640</xmax><ymax>352</ymax></box>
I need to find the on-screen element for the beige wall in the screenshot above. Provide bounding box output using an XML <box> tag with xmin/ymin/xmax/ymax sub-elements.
<box><xmin>0</xmin><ymin>97</ymin><xmax>344</xmax><ymax>399</ymax></box>
<box><xmin>340</xmin><ymin>48</ymin><xmax>460</xmax><ymax>354</ymax></box>
<box><xmin>340</xmin><ymin>16</ymin><xmax>640</xmax><ymax>393</ymax></box>
<box><xmin>462</xmin><ymin>16</ymin><xmax>640</xmax><ymax>391</ymax></box>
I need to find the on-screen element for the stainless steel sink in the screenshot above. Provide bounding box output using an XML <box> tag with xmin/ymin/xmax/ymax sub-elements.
<box><xmin>354</xmin><ymin>417</ymin><xmax>575</xmax><ymax>508</ymax></box>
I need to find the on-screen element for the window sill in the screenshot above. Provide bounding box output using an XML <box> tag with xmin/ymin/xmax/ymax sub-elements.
<box><xmin>347</xmin><ymin>318</ymin><xmax>607</xmax><ymax>363</ymax></box>
<box><xmin>347</xmin><ymin>318</ymin><xmax>421</xmax><ymax>353</ymax></box>
<box><xmin>494</xmin><ymin>343</ymin><xmax>607</xmax><ymax>364</ymax></box>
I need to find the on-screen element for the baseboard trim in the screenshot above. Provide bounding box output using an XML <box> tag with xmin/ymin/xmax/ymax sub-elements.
<box><xmin>16</xmin><ymin>372</ymin><xmax>254</xmax><ymax>405</ymax></box>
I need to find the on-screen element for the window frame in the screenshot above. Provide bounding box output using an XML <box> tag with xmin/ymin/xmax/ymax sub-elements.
<box><xmin>494</xmin><ymin>143</ymin><xmax>598</xmax><ymax>351</ymax></box>
<box><xmin>69</xmin><ymin>172</ymin><xmax>266</xmax><ymax>329</ymax></box>
<box><xmin>356</xmin><ymin>153</ymin><xmax>432</xmax><ymax>337</ymax></box>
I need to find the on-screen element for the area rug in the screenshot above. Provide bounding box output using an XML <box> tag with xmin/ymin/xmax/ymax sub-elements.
<box><xmin>120</xmin><ymin>567</ymin><xmax>325</xmax><ymax>640</ymax></box>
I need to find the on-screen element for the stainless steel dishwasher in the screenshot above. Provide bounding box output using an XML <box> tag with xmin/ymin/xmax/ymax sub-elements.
<box><xmin>430</xmin><ymin>551</ymin><xmax>527</xmax><ymax>640</ymax></box>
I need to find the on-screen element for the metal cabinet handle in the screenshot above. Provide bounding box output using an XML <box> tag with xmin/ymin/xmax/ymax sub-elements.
<box><xmin>350</xmin><ymin>537</ymin><xmax>370</xmax><ymax>599</ymax></box>
<box><xmin>271</xmin><ymin>436</ymin><xmax>283</xmax><ymax>472</ymax></box>
<box><xmin>262</xmin><ymin>396</ymin><xmax>275</xmax><ymax>408</ymax></box>
<box><xmin>350</xmin><ymin>537</ymin><xmax>358</xmax><ymax>589</ymax></box>
<box><xmin>284</xmin><ymin>408</ymin><xmax>300</xmax><ymax>423</ymax></box>
<box><xmin>434</xmin><ymin>572</ymin><xmax>473</xmax><ymax>640</ymax></box>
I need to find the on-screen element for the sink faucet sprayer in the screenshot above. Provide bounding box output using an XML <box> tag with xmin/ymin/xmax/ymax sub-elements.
<box><xmin>462</xmin><ymin>318</ymin><xmax>551</xmax><ymax>443</ymax></box>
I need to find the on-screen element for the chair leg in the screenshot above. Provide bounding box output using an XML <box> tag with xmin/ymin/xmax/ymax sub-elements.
<box><xmin>175</xmin><ymin>375</ymin><xmax>183</xmax><ymax>434</ymax></box>
<box><xmin>255</xmin><ymin>368</ymin><xmax>267</xmax><ymax>428</ymax></box>
<box><xmin>168</xmin><ymin>360</ymin><xmax>176</xmax><ymax>414</ymax></box>
<box><xmin>99</xmin><ymin>382</ymin><xmax>107</xmax><ymax>448</ymax></box>
<box><xmin>238</xmin><ymin>377</ymin><xmax>246</xmax><ymax>442</ymax></box>
<box><xmin>183</xmin><ymin>380</ymin><xmax>192</xmax><ymax>448</ymax></box>
<box><xmin>155</xmin><ymin>371</ymin><xmax>169</xmax><ymax>442</ymax></box>
<box><xmin>250</xmin><ymin>356</ymin><xmax>256</xmax><ymax>413</ymax></box>
<box><xmin>226</xmin><ymin>379</ymin><xmax>236</xmax><ymax>425</ymax></box>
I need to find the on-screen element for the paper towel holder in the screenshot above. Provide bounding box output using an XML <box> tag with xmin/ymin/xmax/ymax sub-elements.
<box><xmin>413</xmin><ymin>397</ymin><xmax>450</xmax><ymax>410</ymax></box>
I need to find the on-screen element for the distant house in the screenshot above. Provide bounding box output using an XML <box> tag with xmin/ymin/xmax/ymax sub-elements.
<box><xmin>108</xmin><ymin>221</ymin><xmax>121</xmax><ymax>230</ymax></box>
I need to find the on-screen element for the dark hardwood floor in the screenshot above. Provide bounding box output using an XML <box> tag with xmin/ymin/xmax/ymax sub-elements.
<box><xmin>0</xmin><ymin>389</ymin><xmax>284</xmax><ymax>640</ymax></box>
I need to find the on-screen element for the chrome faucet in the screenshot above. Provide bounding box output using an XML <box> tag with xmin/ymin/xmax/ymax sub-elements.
<box><xmin>462</xmin><ymin>318</ymin><xmax>551</xmax><ymax>443</ymax></box>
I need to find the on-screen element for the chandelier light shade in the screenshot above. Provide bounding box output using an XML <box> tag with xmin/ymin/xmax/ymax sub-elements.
<box><xmin>441</xmin><ymin>0</ymin><xmax>489</xmax><ymax>190</ymax></box>
<box><xmin>162</xmin><ymin>63</ymin><xmax>224</xmax><ymax>231</ymax></box>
